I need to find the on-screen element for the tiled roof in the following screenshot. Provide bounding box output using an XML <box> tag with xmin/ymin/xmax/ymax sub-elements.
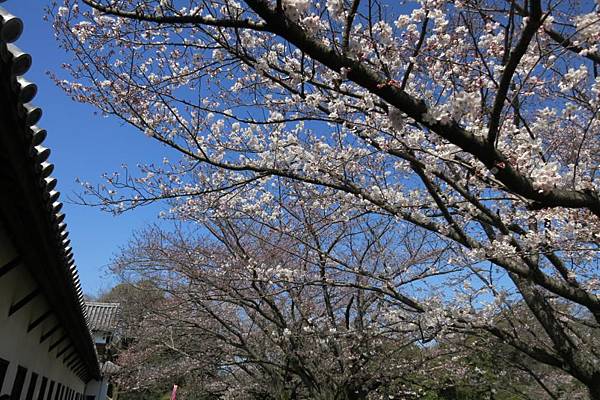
<box><xmin>86</xmin><ymin>302</ymin><xmax>121</xmax><ymax>332</ymax></box>
<box><xmin>0</xmin><ymin>3</ymin><xmax>99</xmax><ymax>380</ymax></box>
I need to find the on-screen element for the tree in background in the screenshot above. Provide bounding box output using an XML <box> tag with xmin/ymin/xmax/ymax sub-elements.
<box><xmin>104</xmin><ymin>216</ymin><xmax>587</xmax><ymax>400</ymax></box>
<box><xmin>51</xmin><ymin>0</ymin><xmax>600</xmax><ymax>397</ymax></box>
<box><xmin>107</xmin><ymin>216</ymin><xmax>450</xmax><ymax>399</ymax></box>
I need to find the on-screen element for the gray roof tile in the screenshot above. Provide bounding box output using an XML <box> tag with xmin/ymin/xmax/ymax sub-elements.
<box><xmin>86</xmin><ymin>302</ymin><xmax>121</xmax><ymax>332</ymax></box>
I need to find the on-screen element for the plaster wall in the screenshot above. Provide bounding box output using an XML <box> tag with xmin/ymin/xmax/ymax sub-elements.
<box><xmin>84</xmin><ymin>377</ymin><xmax>109</xmax><ymax>400</ymax></box>
<box><xmin>0</xmin><ymin>223</ymin><xmax>86</xmax><ymax>399</ymax></box>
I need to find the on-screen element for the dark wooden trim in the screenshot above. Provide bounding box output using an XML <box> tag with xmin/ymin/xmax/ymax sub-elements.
<box><xmin>36</xmin><ymin>376</ymin><xmax>48</xmax><ymax>400</ymax></box>
<box><xmin>72</xmin><ymin>362</ymin><xmax>86</xmax><ymax>377</ymax></box>
<box><xmin>0</xmin><ymin>357</ymin><xmax>9</xmax><ymax>392</ymax></box>
<box><xmin>46</xmin><ymin>380</ymin><xmax>55</xmax><ymax>400</ymax></box>
<box><xmin>28</xmin><ymin>310</ymin><xmax>52</xmax><ymax>332</ymax></box>
<box><xmin>49</xmin><ymin>334</ymin><xmax>68</xmax><ymax>352</ymax></box>
<box><xmin>63</xmin><ymin>350</ymin><xmax>77</xmax><ymax>364</ymax></box>
<box><xmin>11</xmin><ymin>365</ymin><xmax>28</xmax><ymax>400</ymax></box>
<box><xmin>66</xmin><ymin>355</ymin><xmax>80</xmax><ymax>369</ymax></box>
<box><xmin>25</xmin><ymin>371</ymin><xmax>38</xmax><ymax>400</ymax></box>
<box><xmin>0</xmin><ymin>256</ymin><xmax>20</xmax><ymax>278</ymax></box>
<box><xmin>74</xmin><ymin>361</ymin><xmax>87</xmax><ymax>374</ymax></box>
<box><xmin>56</xmin><ymin>342</ymin><xmax>72</xmax><ymax>358</ymax></box>
<box><xmin>73</xmin><ymin>361</ymin><xmax>85</xmax><ymax>372</ymax></box>
<box><xmin>40</xmin><ymin>324</ymin><xmax>60</xmax><ymax>344</ymax></box>
<box><xmin>74</xmin><ymin>365</ymin><xmax>87</xmax><ymax>379</ymax></box>
<box><xmin>9</xmin><ymin>287</ymin><xmax>40</xmax><ymax>316</ymax></box>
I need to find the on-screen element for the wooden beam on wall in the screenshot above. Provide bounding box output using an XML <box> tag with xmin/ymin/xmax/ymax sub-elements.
<box><xmin>8</xmin><ymin>287</ymin><xmax>40</xmax><ymax>316</ymax></box>
<box><xmin>73</xmin><ymin>363</ymin><xmax>85</xmax><ymax>375</ymax></box>
<box><xmin>40</xmin><ymin>324</ymin><xmax>60</xmax><ymax>344</ymax></box>
<box><xmin>0</xmin><ymin>256</ymin><xmax>20</xmax><ymax>279</ymax></box>
<box><xmin>73</xmin><ymin>363</ymin><xmax>87</xmax><ymax>379</ymax></box>
<box><xmin>66</xmin><ymin>355</ymin><xmax>81</xmax><ymax>369</ymax></box>
<box><xmin>63</xmin><ymin>350</ymin><xmax>77</xmax><ymax>365</ymax></box>
<box><xmin>49</xmin><ymin>334</ymin><xmax>68</xmax><ymax>352</ymax></box>
<box><xmin>27</xmin><ymin>309</ymin><xmax>52</xmax><ymax>332</ymax></box>
<box><xmin>56</xmin><ymin>342</ymin><xmax>73</xmax><ymax>358</ymax></box>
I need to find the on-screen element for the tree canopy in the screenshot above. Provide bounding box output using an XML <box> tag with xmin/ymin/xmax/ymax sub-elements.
<box><xmin>50</xmin><ymin>0</ymin><xmax>600</xmax><ymax>398</ymax></box>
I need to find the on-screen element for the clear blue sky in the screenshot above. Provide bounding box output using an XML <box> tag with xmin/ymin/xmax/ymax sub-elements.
<box><xmin>8</xmin><ymin>1</ymin><xmax>168</xmax><ymax>296</ymax></box>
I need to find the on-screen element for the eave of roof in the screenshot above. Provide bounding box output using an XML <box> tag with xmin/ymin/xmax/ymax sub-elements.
<box><xmin>0</xmin><ymin>3</ymin><xmax>100</xmax><ymax>381</ymax></box>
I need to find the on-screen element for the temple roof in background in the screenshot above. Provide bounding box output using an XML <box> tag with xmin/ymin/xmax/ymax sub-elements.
<box><xmin>86</xmin><ymin>302</ymin><xmax>121</xmax><ymax>332</ymax></box>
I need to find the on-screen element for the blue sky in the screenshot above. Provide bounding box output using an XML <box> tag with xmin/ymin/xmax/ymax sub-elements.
<box><xmin>9</xmin><ymin>1</ymin><xmax>167</xmax><ymax>295</ymax></box>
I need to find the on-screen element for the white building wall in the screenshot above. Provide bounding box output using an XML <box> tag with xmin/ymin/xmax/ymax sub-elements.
<box><xmin>83</xmin><ymin>377</ymin><xmax>109</xmax><ymax>400</ymax></box>
<box><xmin>0</xmin><ymin>224</ymin><xmax>87</xmax><ymax>399</ymax></box>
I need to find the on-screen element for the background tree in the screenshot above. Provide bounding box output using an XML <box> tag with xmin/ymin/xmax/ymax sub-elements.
<box><xmin>97</xmin><ymin>280</ymin><xmax>164</xmax><ymax>346</ymax></box>
<box><xmin>51</xmin><ymin>0</ymin><xmax>600</xmax><ymax>397</ymax></box>
<box><xmin>108</xmin><ymin>215</ymin><xmax>450</xmax><ymax>399</ymax></box>
<box><xmin>107</xmin><ymin>217</ymin><xmax>585</xmax><ymax>400</ymax></box>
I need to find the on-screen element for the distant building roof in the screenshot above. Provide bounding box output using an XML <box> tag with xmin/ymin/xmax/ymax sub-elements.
<box><xmin>86</xmin><ymin>302</ymin><xmax>121</xmax><ymax>332</ymax></box>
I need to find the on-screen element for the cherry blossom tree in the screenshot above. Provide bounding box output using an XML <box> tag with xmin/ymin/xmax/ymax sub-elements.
<box><xmin>107</xmin><ymin>216</ymin><xmax>585</xmax><ymax>399</ymax></box>
<box><xmin>108</xmin><ymin>216</ymin><xmax>453</xmax><ymax>399</ymax></box>
<box><xmin>50</xmin><ymin>0</ymin><xmax>600</xmax><ymax>397</ymax></box>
